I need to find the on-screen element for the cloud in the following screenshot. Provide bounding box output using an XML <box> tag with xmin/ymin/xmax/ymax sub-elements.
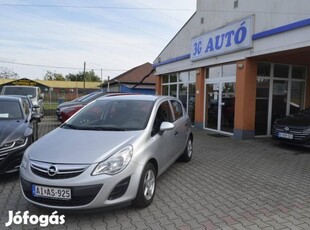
<box><xmin>0</xmin><ymin>0</ymin><xmax>196</xmax><ymax>80</ymax></box>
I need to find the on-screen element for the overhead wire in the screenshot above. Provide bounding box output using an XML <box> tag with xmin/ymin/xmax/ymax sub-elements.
<box><xmin>0</xmin><ymin>3</ymin><xmax>194</xmax><ymax>11</ymax></box>
<box><xmin>0</xmin><ymin>1</ymin><xmax>196</xmax><ymax>77</ymax></box>
<box><xmin>0</xmin><ymin>60</ymin><xmax>126</xmax><ymax>71</ymax></box>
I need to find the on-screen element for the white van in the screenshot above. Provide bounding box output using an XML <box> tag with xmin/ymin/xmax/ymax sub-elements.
<box><xmin>1</xmin><ymin>85</ymin><xmax>44</xmax><ymax>118</ymax></box>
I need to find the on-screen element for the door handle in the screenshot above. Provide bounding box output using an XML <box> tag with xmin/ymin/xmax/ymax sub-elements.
<box><xmin>174</xmin><ymin>131</ymin><xmax>179</xmax><ymax>136</ymax></box>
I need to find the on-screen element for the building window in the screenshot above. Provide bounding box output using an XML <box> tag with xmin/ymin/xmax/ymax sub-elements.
<box><xmin>234</xmin><ymin>0</ymin><xmax>238</xmax><ymax>8</ymax></box>
<box><xmin>255</xmin><ymin>62</ymin><xmax>307</xmax><ymax>136</ymax></box>
<box><xmin>161</xmin><ymin>71</ymin><xmax>196</xmax><ymax>124</ymax></box>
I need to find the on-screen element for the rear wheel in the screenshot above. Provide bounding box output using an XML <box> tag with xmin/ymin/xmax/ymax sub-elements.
<box><xmin>179</xmin><ymin>137</ymin><xmax>193</xmax><ymax>162</ymax></box>
<box><xmin>132</xmin><ymin>163</ymin><xmax>156</xmax><ymax>208</ymax></box>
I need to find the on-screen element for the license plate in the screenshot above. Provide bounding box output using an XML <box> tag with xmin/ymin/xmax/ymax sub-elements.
<box><xmin>32</xmin><ymin>185</ymin><xmax>71</xmax><ymax>200</ymax></box>
<box><xmin>278</xmin><ymin>132</ymin><xmax>293</xmax><ymax>139</ymax></box>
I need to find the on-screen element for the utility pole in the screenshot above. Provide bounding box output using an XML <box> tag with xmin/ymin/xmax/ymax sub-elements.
<box><xmin>107</xmin><ymin>76</ymin><xmax>110</xmax><ymax>92</ymax></box>
<box><xmin>83</xmin><ymin>61</ymin><xmax>86</xmax><ymax>94</ymax></box>
<box><xmin>101</xmin><ymin>68</ymin><xmax>103</xmax><ymax>91</ymax></box>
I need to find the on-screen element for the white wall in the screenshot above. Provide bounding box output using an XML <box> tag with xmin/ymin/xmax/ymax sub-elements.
<box><xmin>155</xmin><ymin>0</ymin><xmax>310</xmax><ymax>74</ymax></box>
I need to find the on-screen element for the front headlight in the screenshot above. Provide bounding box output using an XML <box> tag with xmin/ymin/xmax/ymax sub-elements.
<box><xmin>92</xmin><ymin>146</ymin><xmax>133</xmax><ymax>176</ymax></box>
<box><xmin>20</xmin><ymin>149</ymin><xmax>30</xmax><ymax>169</ymax></box>
<box><xmin>0</xmin><ymin>138</ymin><xmax>28</xmax><ymax>151</ymax></box>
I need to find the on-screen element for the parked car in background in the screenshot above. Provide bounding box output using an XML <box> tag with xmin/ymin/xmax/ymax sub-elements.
<box><xmin>59</xmin><ymin>104</ymin><xmax>84</xmax><ymax>123</ymax></box>
<box><xmin>8</xmin><ymin>95</ymin><xmax>41</xmax><ymax>139</ymax></box>
<box><xmin>272</xmin><ymin>107</ymin><xmax>310</xmax><ymax>148</ymax></box>
<box><xmin>56</xmin><ymin>91</ymin><xmax>105</xmax><ymax>122</ymax></box>
<box><xmin>59</xmin><ymin>93</ymin><xmax>131</xmax><ymax>122</ymax></box>
<box><xmin>20</xmin><ymin>95</ymin><xmax>193</xmax><ymax>209</ymax></box>
<box><xmin>1</xmin><ymin>85</ymin><xmax>44</xmax><ymax>119</ymax></box>
<box><xmin>0</xmin><ymin>96</ymin><xmax>38</xmax><ymax>174</ymax></box>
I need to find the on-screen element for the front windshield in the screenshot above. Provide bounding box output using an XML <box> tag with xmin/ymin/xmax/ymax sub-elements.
<box><xmin>3</xmin><ymin>87</ymin><xmax>36</xmax><ymax>98</ymax></box>
<box><xmin>63</xmin><ymin>99</ymin><xmax>154</xmax><ymax>131</ymax></box>
<box><xmin>0</xmin><ymin>101</ymin><xmax>23</xmax><ymax>119</ymax></box>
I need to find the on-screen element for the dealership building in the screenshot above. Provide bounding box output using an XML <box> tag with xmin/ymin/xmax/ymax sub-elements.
<box><xmin>153</xmin><ymin>0</ymin><xmax>310</xmax><ymax>139</ymax></box>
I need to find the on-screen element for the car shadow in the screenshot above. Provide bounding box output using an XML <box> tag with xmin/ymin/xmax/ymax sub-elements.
<box><xmin>0</xmin><ymin>172</ymin><xmax>19</xmax><ymax>183</ymax></box>
<box><xmin>271</xmin><ymin>141</ymin><xmax>310</xmax><ymax>155</ymax></box>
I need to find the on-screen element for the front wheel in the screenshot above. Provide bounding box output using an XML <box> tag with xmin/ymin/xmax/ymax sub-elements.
<box><xmin>132</xmin><ymin>163</ymin><xmax>156</xmax><ymax>208</ymax></box>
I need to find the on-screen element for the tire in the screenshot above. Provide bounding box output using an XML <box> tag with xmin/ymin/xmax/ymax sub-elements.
<box><xmin>179</xmin><ymin>137</ymin><xmax>193</xmax><ymax>162</ymax></box>
<box><xmin>132</xmin><ymin>163</ymin><xmax>156</xmax><ymax>208</ymax></box>
<box><xmin>34</xmin><ymin>122</ymin><xmax>39</xmax><ymax>141</ymax></box>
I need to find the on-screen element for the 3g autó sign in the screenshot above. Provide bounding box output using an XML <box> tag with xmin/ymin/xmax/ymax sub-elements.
<box><xmin>191</xmin><ymin>16</ymin><xmax>253</xmax><ymax>61</ymax></box>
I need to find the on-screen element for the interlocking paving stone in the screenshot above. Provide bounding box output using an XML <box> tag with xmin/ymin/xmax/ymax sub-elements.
<box><xmin>0</xmin><ymin>116</ymin><xmax>310</xmax><ymax>229</ymax></box>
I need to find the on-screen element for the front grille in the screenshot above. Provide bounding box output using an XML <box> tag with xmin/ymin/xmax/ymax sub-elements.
<box><xmin>273</xmin><ymin>126</ymin><xmax>309</xmax><ymax>142</ymax></box>
<box><xmin>21</xmin><ymin>178</ymin><xmax>102</xmax><ymax>206</ymax></box>
<box><xmin>31</xmin><ymin>160</ymin><xmax>89</xmax><ymax>179</ymax></box>
<box><xmin>0</xmin><ymin>146</ymin><xmax>27</xmax><ymax>174</ymax></box>
<box><xmin>0</xmin><ymin>151</ymin><xmax>9</xmax><ymax>163</ymax></box>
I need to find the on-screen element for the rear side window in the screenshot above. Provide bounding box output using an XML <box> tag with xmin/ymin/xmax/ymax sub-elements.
<box><xmin>152</xmin><ymin>101</ymin><xmax>173</xmax><ymax>136</ymax></box>
<box><xmin>171</xmin><ymin>100</ymin><xmax>183</xmax><ymax>121</ymax></box>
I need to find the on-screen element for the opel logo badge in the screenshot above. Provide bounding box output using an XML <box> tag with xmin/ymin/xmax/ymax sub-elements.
<box><xmin>47</xmin><ymin>165</ymin><xmax>58</xmax><ymax>176</ymax></box>
<box><xmin>284</xmin><ymin>127</ymin><xmax>290</xmax><ymax>131</ymax></box>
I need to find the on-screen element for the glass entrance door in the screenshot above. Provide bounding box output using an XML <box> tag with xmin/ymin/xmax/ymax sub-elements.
<box><xmin>271</xmin><ymin>80</ymin><xmax>288</xmax><ymax>127</ymax></box>
<box><xmin>206</xmin><ymin>83</ymin><xmax>219</xmax><ymax>130</ymax></box>
<box><xmin>205</xmin><ymin>82</ymin><xmax>235</xmax><ymax>133</ymax></box>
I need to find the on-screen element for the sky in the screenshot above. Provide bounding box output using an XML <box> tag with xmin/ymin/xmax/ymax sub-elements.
<box><xmin>0</xmin><ymin>0</ymin><xmax>196</xmax><ymax>81</ymax></box>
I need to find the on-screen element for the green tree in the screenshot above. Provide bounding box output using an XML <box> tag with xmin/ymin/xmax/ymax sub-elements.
<box><xmin>66</xmin><ymin>70</ymin><xmax>100</xmax><ymax>82</ymax></box>
<box><xmin>0</xmin><ymin>67</ymin><xmax>18</xmax><ymax>79</ymax></box>
<box><xmin>44</xmin><ymin>71</ymin><xmax>65</xmax><ymax>81</ymax></box>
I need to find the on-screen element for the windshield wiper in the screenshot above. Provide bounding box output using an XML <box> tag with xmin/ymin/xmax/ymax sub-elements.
<box><xmin>85</xmin><ymin>126</ymin><xmax>127</xmax><ymax>131</ymax></box>
<box><xmin>61</xmin><ymin>123</ymin><xmax>80</xmax><ymax>130</ymax></box>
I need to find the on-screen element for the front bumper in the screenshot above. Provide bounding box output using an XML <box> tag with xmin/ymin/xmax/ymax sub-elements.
<box><xmin>20</xmin><ymin>160</ymin><xmax>144</xmax><ymax>209</ymax></box>
<box><xmin>272</xmin><ymin>126</ymin><xmax>310</xmax><ymax>147</ymax></box>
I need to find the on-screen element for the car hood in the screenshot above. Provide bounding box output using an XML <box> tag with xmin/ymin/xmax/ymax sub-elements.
<box><xmin>28</xmin><ymin>127</ymin><xmax>143</xmax><ymax>164</ymax></box>
<box><xmin>0</xmin><ymin>120</ymin><xmax>27</xmax><ymax>144</ymax></box>
<box><xmin>277</xmin><ymin>112</ymin><xmax>310</xmax><ymax>127</ymax></box>
<box><xmin>58</xmin><ymin>101</ymin><xmax>82</xmax><ymax>109</ymax></box>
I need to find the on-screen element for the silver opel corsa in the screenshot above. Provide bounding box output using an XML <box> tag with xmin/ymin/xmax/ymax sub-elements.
<box><xmin>20</xmin><ymin>95</ymin><xmax>193</xmax><ymax>209</ymax></box>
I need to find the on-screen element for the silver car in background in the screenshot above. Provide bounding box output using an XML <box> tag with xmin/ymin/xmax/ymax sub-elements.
<box><xmin>20</xmin><ymin>95</ymin><xmax>193</xmax><ymax>209</ymax></box>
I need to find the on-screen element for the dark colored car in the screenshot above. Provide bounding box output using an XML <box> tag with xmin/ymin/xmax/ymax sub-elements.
<box><xmin>7</xmin><ymin>95</ymin><xmax>41</xmax><ymax>140</ymax></box>
<box><xmin>272</xmin><ymin>107</ymin><xmax>310</xmax><ymax>147</ymax></box>
<box><xmin>56</xmin><ymin>91</ymin><xmax>105</xmax><ymax>122</ymax></box>
<box><xmin>59</xmin><ymin>104</ymin><xmax>84</xmax><ymax>122</ymax></box>
<box><xmin>0</xmin><ymin>96</ymin><xmax>38</xmax><ymax>174</ymax></box>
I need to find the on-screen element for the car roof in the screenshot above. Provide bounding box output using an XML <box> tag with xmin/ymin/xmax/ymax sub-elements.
<box><xmin>4</xmin><ymin>94</ymin><xmax>30</xmax><ymax>99</ymax></box>
<box><xmin>3</xmin><ymin>85</ymin><xmax>37</xmax><ymax>88</ymax></box>
<box><xmin>0</xmin><ymin>95</ymin><xmax>23</xmax><ymax>102</ymax></box>
<box><xmin>97</xmin><ymin>94</ymin><xmax>175</xmax><ymax>102</ymax></box>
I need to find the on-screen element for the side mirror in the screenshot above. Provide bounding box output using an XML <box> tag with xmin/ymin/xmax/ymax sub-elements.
<box><xmin>159</xmin><ymin>122</ymin><xmax>174</xmax><ymax>135</ymax></box>
<box><xmin>32</xmin><ymin>104</ymin><xmax>40</xmax><ymax>112</ymax></box>
<box><xmin>39</xmin><ymin>93</ymin><xmax>44</xmax><ymax>100</ymax></box>
<box><xmin>31</xmin><ymin>112</ymin><xmax>41</xmax><ymax>121</ymax></box>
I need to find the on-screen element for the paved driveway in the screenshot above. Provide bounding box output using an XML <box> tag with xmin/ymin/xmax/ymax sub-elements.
<box><xmin>0</xmin><ymin>116</ymin><xmax>309</xmax><ymax>229</ymax></box>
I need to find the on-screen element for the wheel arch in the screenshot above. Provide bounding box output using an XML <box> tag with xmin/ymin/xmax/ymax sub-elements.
<box><xmin>147</xmin><ymin>158</ymin><xmax>158</xmax><ymax>177</ymax></box>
